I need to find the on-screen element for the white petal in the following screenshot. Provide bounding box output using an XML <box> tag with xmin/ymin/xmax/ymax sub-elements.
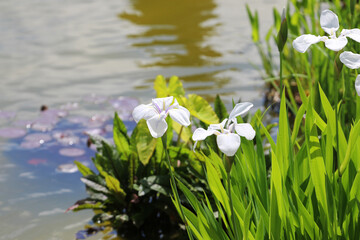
<box><xmin>169</xmin><ymin>106</ymin><xmax>191</xmax><ymax>126</ymax></box>
<box><xmin>340</xmin><ymin>51</ymin><xmax>360</xmax><ymax>69</ymax></box>
<box><xmin>228</xmin><ymin>102</ymin><xmax>253</xmax><ymax>121</ymax></box>
<box><xmin>235</xmin><ymin>123</ymin><xmax>256</xmax><ymax>140</ymax></box>
<box><xmin>152</xmin><ymin>96</ymin><xmax>174</xmax><ymax>112</ymax></box>
<box><xmin>192</xmin><ymin>128</ymin><xmax>216</xmax><ymax>141</ymax></box>
<box><xmin>146</xmin><ymin>114</ymin><xmax>168</xmax><ymax>138</ymax></box>
<box><xmin>341</xmin><ymin>29</ymin><xmax>360</xmax><ymax>43</ymax></box>
<box><xmin>292</xmin><ymin>34</ymin><xmax>322</xmax><ymax>53</ymax></box>
<box><xmin>324</xmin><ymin>37</ymin><xmax>347</xmax><ymax>51</ymax></box>
<box><xmin>132</xmin><ymin>104</ymin><xmax>157</xmax><ymax>122</ymax></box>
<box><xmin>320</xmin><ymin>9</ymin><xmax>339</xmax><ymax>35</ymax></box>
<box><xmin>209</xmin><ymin>119</ymin><xmax>228</xmax><ymax>130</ymax></box>
<box><xmin>356</xmin><ymin>75</ymin><xmax>360</xmax><ymax>97</ymax></box>
<box><xmin>216</xmin><ymin>133</ymin><xmax>240</xmax><ymax>157</ymax></box>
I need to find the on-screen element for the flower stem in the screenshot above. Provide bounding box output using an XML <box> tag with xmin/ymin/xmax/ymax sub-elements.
<box><xmin>161</xmin><ymin>136</ymin><xmax>193</xmax><ymax>240</ymax></box>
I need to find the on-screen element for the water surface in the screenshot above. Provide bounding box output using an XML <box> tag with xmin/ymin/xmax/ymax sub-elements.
<box><xmin>0</xmin><ymin>0</ymin><xmax>283</xmax><ymax>238</ymax></box>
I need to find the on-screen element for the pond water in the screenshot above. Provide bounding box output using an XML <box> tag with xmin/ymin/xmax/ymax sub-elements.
<box><xmin>0</xmin><ymin>0</ymin><xmax>283</xmax><ymax>239</ymax></box>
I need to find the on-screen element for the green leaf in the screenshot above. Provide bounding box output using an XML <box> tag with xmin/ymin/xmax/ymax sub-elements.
<box><xmin>168</xmin><ymin>76</ymin><xmax>185</xmax><ymax>97</ymax></box>
<box><xmin>134</xmin><ymin>119</ymin><xmax>157</xmax><ymax>166</ymax></box>
<box><xmin>113</xmin><ymin>112</ymin><xmax>130</xmax><ymax>156</ymax></box>
<box><xmin>214</xmin><ymin>95</ymin><xmax>228</xmax><ymax>121</ymax></box>
<box><xmin>71</xmin><ymin>202</ymin><xmax>103</xmax><ymax>212</ymax></box>
<box><xmin>154</xmin><ymin>75</ymin><xmax>185</xmax><ymax>98</ymax></box>
<box><xmin>105</xmin><ymin>175</ymin><xmax>125</xmax><ymax>197</ymax></box>
<box><xmin>81</xmin><ymin>177</ymin><xmax>109</xmax><ymax>194</ymax></box>
<box><xmin>75</xmin><ymin>160</ymin><xmax>94</xmax><ymax>176</ymax></box>
<box><xmin>340</xmin><ymin>120</ymin><xmax>360</xmax><ymax>175</ymax></box>
<box><xmin>276</xmin><ymin>90</ymin><xmax>291</xmax><ymax>177</ymax></box>
<box><xmin>205</xmin><ymin>160</ymin><xmax>230</xmax><ymax>213</ymax></box>
<box><xmin>184</xmin><ymin>94</ymin><xmax>219</xmax><ymax>124</ymax></box>
<box><xmin>154</xmin><ymin>75</ymin><xmax>168</xmax><ymax>98</ymax></box>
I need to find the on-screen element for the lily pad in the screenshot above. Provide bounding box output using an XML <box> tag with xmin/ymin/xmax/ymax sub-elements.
<box><xmin>56</xmin><ymin>163</ymin><xmax>78</xmax><ymax>173</ymax></box>
<box><xmin>53</xmin><ymin>131</ymin><xmax>79</xmax><ymax>145</ymax></box>
<box><xmin>83</xmin><ymin>94</ymin><xmax>107</xmax><ymax>104</ymax></box>
<box><xmin>67</xmin><ymin>116</ymin><xmax>89</xmax><ymax>124</ymax></box>
<box><xmin>59</xmin><ymin>148</ymin><xmax>85</xmax><ymax>157</ymax></box>
<box><xmin>84</xmin><ymin>128</ymin><xmax>104</xmax><ymax>136</ymax></box>
<box><xmin>0</xmin><ymin>111</ymin><xmax>16</xmax><ymax>120</ymax></box>
<box><xmin>24</xmin><ymin>133</ymin><xmax>52</xmax><ymax>143</ymax></box>
<box><xmin>20</xmin><ymin>141</ymin><xmax>42</xmax><ymax>149</ymax></box>
<box><xmin>60</xmin><ymin>102</ymin><xmax>79</xmax><ymax>111</ymax></box>
<box><xmin>0</xmin><ymin>127</ymin><xmax>26</xmax><ymax>138</ymax></box>
<box><xmin>12</xmin><ymin>120</ymin><xmax>33</xmax><ymax>128</ymax></box>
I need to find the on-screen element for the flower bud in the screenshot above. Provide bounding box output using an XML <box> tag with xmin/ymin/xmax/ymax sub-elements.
<box><xmin>277</xmin><ymin>8</ymin><xmax>288</xmax><ymax>53</ymax></box>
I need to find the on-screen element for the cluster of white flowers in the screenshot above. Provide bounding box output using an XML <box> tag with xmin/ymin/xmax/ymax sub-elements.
<box><xmin>132</xmin><ymin>96</ymin><xmax>255</xmax><ymax>157</ymax></box>
<box><xmin>293</xmin><ymin>9</ymin><xmax>360</xmax><ymax>96</ymax></box>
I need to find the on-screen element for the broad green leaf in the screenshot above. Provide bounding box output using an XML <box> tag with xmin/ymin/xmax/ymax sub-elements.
<box><xmin>71</xmin><ymin>202</ymin><xmax>103</xmax><ymax>212</ymax></box>
<box><xmin>134</xmin><ymin>119</ymin><xmax>157</xmax><ymax>165</ymax></box>
<box><xmin>154</xmin><ymin>75</ymin><xmax>185</xmax><ymax>98</ymax></box>
<box><xmin>183</xmin><ymin>94</ymin><xmax>219</xmax><ymax>124</ymax></box>
<box><xmin>80</xmin><ymin>177</ymin><xmax>109</xmax><ymax>194</ymax></box>
<box><xmin>75</xmin><ymin>160</ymin><xmax>94</xmax><ymax>176</ymax></box>
<box><xmin>105</xmin><ymin>175</ymin><xmax>126</xmax><ymax>200</ymax></box>
<box><xmin>168</xmin><ymin>76</ymin><xmax>185</xmax><ymax>97</ymax></box>
<box><xmin>113</xmin><ymin>112</ymin><xmax>130</xmax><ymax>156</ymax></box>
<box><xmin>154</xmin><ymin>75</ymin><xmax>168</xmax><ymax>98</ymax></box>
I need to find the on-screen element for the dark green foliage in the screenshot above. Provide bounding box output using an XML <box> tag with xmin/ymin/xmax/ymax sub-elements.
<box><xmin>70</xmin><ymin>113</ymin><xmax>208</xmax><ymax>239</ymax></box>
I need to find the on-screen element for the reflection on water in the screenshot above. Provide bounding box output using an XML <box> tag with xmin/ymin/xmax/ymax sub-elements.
<box><xmin>120</xmin><ymin>0</ymin><xmax>221</xmax><ymax>67</ymax></box>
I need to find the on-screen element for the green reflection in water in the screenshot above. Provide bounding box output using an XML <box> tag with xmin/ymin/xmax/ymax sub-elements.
<box><xmin>119</xmin><ymin>0</ymin><xmax>221</xmax><ymax>67</ymax></box>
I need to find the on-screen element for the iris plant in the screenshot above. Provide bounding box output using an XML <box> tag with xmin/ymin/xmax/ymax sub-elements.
<box><xmin>293</xmin><ymin>10</ymin><xmax>360</xmax><ymax>53</ymax></box>
<box><xmin>132</xmin><ymin>96</ymin><xmax>190</xmax><ymax>138</ymax></box>
<box><xmin>192</xmin><ymin>102</ymin><xmax>255</xmax><ymax>156</ymax></box>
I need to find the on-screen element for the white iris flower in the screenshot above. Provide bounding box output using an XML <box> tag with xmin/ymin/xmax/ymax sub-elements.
<box><xmin>356</xmin><ymin>75</ymin><xmax>360</xmax><ymax>97</ymax></box>
<box><xmin>293</xmin><ymin>10</ymin><xmax>360</xmax><ymax>53</ymax></box>
<box><xmin>132</xmin><ymin>96</ymin><xmax>190</xmax><ymax>138</ymax></box>
<box><xmin>192</xmin><ymin>102</ymin><xmax>255</xmax><ymax>156</ymax></box>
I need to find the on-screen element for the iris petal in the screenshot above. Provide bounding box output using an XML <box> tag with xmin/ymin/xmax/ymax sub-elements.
<box><xmin>169</xmin><ymin>106</ymin><xmax>191</xmax><ymax>126</ymax></box>
<box><xmin>356</xmin><ymin>75</ymin><xmax>360</xmax><ymax>97</ymax></box>
<box><xmin>325</xmin><ymin>37</ymin><xmax>348</xmax><ymax>51</ymax></box>
<box><xmin>152</xmin><ymin>96</ymin><xmax>174</xmax><ymax>112</ymax></box>
<box><xmin>342</xmin><ymin>29</ymin><xmax>360</xmax><ymax>43</ymax></box>
<box><xmin>228</xmin><ymin>102</ymin><xmax>253</xmax><ymax>121</ymax></box>
<box><xmin>192</xmin><ymin>128</ymin><xmax>217</xmax><ymax>141</ymax></box>
<box><xmin>216</xmin><ymin>133</ymin><xmax>240</xmax><ymax>156</ymax></box>
<box><xmin>340</xmin><ymin>51</ymin><xmax>360</xmax><ymax>69</ymax></box>
<box><xmin>320</xmin><ymin>9</ymin><xmax>339</xmax><ymax>35</ymax></box>
<box><xmin>293</xmin><ymin>34</ymin><xmax>322</xmax><ymax>53</ymax></box>
<box><xmin>235</xmin><ymin>123</ymin><xmax>256</xmax><ymax>140</ymax></box>
<box><xmin>146</xmin><ymin>115</ymin><xmax>168</xmax><ymax>138</ymax></box>
<box><xmin>132</xmin><ymin>104</ymin><xmax>157</xmax><ymax>122</ymax></box>
<box><xmin>209</xmin><ymin>119</ymin><xmax>228</xmax><ymax>130</ymax></box>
